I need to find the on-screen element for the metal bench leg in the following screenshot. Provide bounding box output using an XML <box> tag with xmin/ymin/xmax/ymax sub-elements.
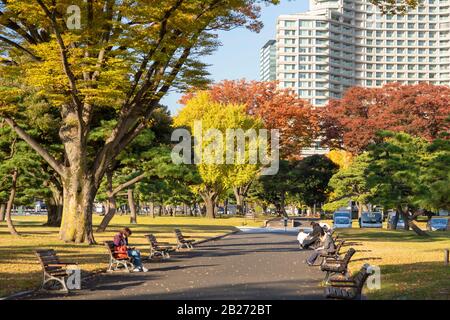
<box><xmin>43</xmin><ymin>273</ymin><xmax>69</xmax><ymax>293</ymax></box>
<box><xmin>107</xmin><ymin>259</ymin><xmax>114</xmax><ymax>272</ymax></box>
<box><xmin>323</xmin><ymin>271</ymin><xmax>331</xmax><ymax>284</ymax></box>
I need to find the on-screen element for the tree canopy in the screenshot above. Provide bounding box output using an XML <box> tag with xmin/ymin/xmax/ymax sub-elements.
<box><xmin>319</xmin><ymin>83</ymin><xmax>450</xmax><ymax>154</ymax></box>
<box><xmin>0</xmin><ymin>0</ymin><xmax>278</xmax><ymax>243</ymax></box>
<box><xmin>174</xmin><ymin>91</ymin><xmax>263</xmax><ymax>218</ymax></box>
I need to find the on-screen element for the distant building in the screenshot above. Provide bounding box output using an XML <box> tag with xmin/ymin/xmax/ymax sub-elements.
<box><xmin>272</xmin><ymin>0</ymin><xmax>450</xmax><ymax>107</ymax></box>
<box><xmin>260</xmin><ymin>40</ymin><xmax>277</xmax><ymax>81</ymax></box>
<box><xmin>262</xmin><ymin>0</ymin><xmax>450</xmax><ymax>156</ymax></box>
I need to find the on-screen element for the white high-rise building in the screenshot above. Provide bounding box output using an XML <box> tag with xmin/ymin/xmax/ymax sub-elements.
<box><xmin>260</xmin><ymin>40</ymin><xmax>277</xmax><ymax>81</ymax></box>
<box><xmin>273</xmin><ymin>0</ymin><xmax>450</xmax><ymax>107</ymax></box>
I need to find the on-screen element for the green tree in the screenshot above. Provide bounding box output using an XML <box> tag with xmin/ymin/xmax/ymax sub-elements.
<box><xmin>418</xmin><ymin>138</ymin><xmax>450</xmax><ymax>212</ymax></box>
<box><xmin>255</xmin><ymin>156</ymin><xmax>337</xmax><ymax>216</ymax></box>
<box><xmin>0</xmin><ymin>125</ymin><xmax>48</xmax><ymax>236</ymax></box>
<box><xmin>324</xmin><ymin>153</ymin><xmax>373</xmax><ymax>216</ymax></box>
<box><xmin>0</xmin><ymin>0</ymin><xmax>277</xmax><ymax>243</ymax></box>
<box><xmin>294</xmin><ymin>155</ymin><xmax>338</xmax><ymax>213</ymax></box>
<box><xmin>366</xmin><ymin>131</ymin><xmax>428</xmax><ymax>236</ymax></box>
<box><xmin>257</xmin><ymin>160</ymin><xmax>292</xmax><ymax>217</ymax></box>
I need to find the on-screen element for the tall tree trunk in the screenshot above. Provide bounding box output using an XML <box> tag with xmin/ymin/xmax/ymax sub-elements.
<box><xmin>6</xmin><ymin>170</ymin><xmax>19</xmax><ymax>236</ymax></box>
<box><xmin>357</xmin><ymin>201</ymin><xmax>363</xmax><ymax>218</ymax></box>
<box><xmin>200</xmin><ymin>187</ymin><xmax>219</xmax><ymax>219</ymax></box>
<box><xmin>59</xmin><ymin>173</ymin><xmax>96</xmax><ymax>244</ymax></box>
<box><xmin>398</xmin><ymin>206</ymin><xmax>428</xmax><ymax>236</ymax></box>
<box><xmin>128</xmin><ymin>188</ymin><xmax>137</xmax><ymax>224</ymax></box>
<box><xmin>45</xmin><ymin>197</ymin><xmax>63</xmax><ymax>227</ymax></box>
<box><xmin>97</xmin><ymin>171</ymin><xmax>117</xmax><ymax>232</ymax></box>
<box><xmin>45</xmin><ymin>182</ymin><xmax>64</xmax><ymax>227</ymax></box>
<box><xmin>224</xmin><ymin>198</ymin><xmax>228</xmax><ymax>216</ymax></box>
<box><xmin>392</xmin><ymin>209</ymin><xmax>400</xmax><ymax>230</ymax></box>
<box><xmin>149</xmin><ymin>202</ymin><xmax>155</xmax><ymax>218</ymax></box>
<box><xmin>57</xmin><ymin>115</ymin><xmax>96</xmax><ymax>244</ymax></box>
<box><xmin>233</xmin><ymin>183</ymin><xmax>251</xmax><ymax>216</ymax></box>
<box><xmin>280</xmin><ymin>193</ymin><xmax>287</xmax><ymax>217</ymax></box>
<box><xmin>0</xmin><ymin>203</ymin><xmax>6</xmax><ymax>221</ymax></box>
<box><xmin>234</xmin><ymin>187</ymin><xmax>245</xmax><ymax>215</ymax></box>
<box><xmin>204</xmin><ymin>197</ymin><xmax>216</xmax><ymax>219</ymax></box>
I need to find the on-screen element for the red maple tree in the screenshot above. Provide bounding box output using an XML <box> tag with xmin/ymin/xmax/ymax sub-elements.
<box><xmin>319</xmin><ymin>83</ymin><xmax>450</xmax><ymax>154</ymax></box>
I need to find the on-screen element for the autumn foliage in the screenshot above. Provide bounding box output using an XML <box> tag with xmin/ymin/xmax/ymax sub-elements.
<box><xmin>180</xmin><ymin>80</ymin><xmax>318</xmax><ymax>159</ymax></box>
<box><xmin>319</xmin><ymin>83</ymin><xmax>450</xmax><ymax>154</ymax></box>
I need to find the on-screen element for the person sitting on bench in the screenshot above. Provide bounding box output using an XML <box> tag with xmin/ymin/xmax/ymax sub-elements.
<box><xmin>113</xmin><ymin>227</ymin><xmax>148</xmax><ymax>272</ymax></box>
<box><xmin>301</xmin><ymin>222</ymin><xmax>325</xmax><ymax>249</ymax></box>
<box><xmin>306</xmin><ymin>231</ymin><xmax>336</xmax><ymax>266</ymax></box>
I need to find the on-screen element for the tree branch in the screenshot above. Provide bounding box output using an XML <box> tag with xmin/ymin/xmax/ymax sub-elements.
<box><xmin>0</xmin><ymin>36</ymin><xmax>40</xmax><ymax>60</ymax></box>
<box><xmin>36</xmin><ymin>0</ymin><xmax>83</xmax><ymax>111</ymax></box>
<box><xmin>4</xmin><ymin>117</ymin><xmax>65</xmax><ymax>177</ymax></box>
<box><xmin>0</xmin><ymin>11</ymin><xmax>38</xmax><ymax>45</ymax></box>
<box><xmin>111</xmin><ymin>172</ymin><xmax>146</xmax><ymax>197</ymax></box>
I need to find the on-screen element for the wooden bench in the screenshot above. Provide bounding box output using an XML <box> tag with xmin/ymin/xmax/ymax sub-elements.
<box><xmin>35</xmin><ymin>249</ymin><xmax>77</xmax><ymax>293</ymax></box>
<box><xmin>320</xmin><ymin>247</ymin><xmax>356</xmax><ymax>283</ymax></box>
<box><xmin>104</xmin><ymin>241</ymin><xmax>134</xmax><ymax>272</ymax></box>
<box><xmin>174</xmin><ymin>229</ymin><xmax>194</xmax><ymax>250</ymax></box>
<box><xmin>145</xmin><ymin>234</ymin><xmax>172</xmax><ymax>259</ymax></box>
<box><xmin>325</xmin><ymin>264</ymin><xmax>374</xmax><ymax>300</ymax></box>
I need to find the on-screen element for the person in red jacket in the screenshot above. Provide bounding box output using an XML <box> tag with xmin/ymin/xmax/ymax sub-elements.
<box><xmin>113</xmin><ymin>227</ymin><xmax>148</xmax><ymax>272</ymax></box>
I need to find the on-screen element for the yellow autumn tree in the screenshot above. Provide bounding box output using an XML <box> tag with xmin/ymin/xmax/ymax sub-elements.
<box><xmin>174</xmin><ymin>92</ymin><xmax>263</xmax><ymax>218</ymax></box>
<box><xmin>326</xmin><ymin>150</ymin><xmax>353</xmax><ymax>170</ymax></box>
<box><xmin>0</xmin><ymin>0</ymin><xmax>277</xmax><ymax>243</ymax></box>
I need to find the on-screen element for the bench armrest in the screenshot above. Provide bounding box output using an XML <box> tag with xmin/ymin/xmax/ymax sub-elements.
<box><xmin>329</xmin><ymin>278</ymin><xmax>355</xmax><ymax>284</ymax></box>
<box><xmin>47</xmin><ymin>262</ymin><xmax>77</xmax><ymax>267</ymax></box>
<box><xmin>320</xmin><ymin>253</ymin><xmax>337</xmax><ymax>258</ymax></box>
<box><xmin>325</xmin><ymin>258</ymin><xmax>343</xmax><ymax>264</ymax></box>
<box><xmin>329</xmin><ymin>283</ymin><xmax>358</xmax><ymax>288</ymax></box>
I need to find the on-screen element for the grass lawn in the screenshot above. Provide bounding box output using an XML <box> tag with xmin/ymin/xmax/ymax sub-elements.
<box><xmin>1</xmin><ymin>216</ymin><xmax>449</xmax><ymax>299</ymax></box>
<box><xmin>324</xmin><ymin>220</ymin><xmax>450</xmax><ymax>300</ymax></box>
<box><xmin>0</xmin><ymin>214</ymin><xmax>266</xmax><ymax>298</ymax></box>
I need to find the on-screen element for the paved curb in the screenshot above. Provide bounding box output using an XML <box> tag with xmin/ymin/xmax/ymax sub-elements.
<box><xmin>0</xmin><ymin>290</ymin><xmax>35</xmax><ymax>301</ymax></box>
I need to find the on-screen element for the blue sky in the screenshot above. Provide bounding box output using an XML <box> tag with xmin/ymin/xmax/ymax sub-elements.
<box><xmin>162</xmin><ymin>0</ymin><xmax>309</xmax><ymax>115</ymax></box>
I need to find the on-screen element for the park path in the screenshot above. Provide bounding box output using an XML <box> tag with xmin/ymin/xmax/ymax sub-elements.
<box><xmin>31</xmin><ymin>230</ymin><xmax>324</xmax><ymax>300</ymax></box>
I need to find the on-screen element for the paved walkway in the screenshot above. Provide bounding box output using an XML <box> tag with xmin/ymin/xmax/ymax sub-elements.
<box><xmin>31</xmin><ymin>230</ymin><xmax>325</xmax><ymax>300</ymax></box>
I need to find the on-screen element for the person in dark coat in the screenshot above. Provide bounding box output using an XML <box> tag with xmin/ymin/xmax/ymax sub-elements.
<box><xmin>306</xmin><ymin>232</ymin><xmax>336</xmax><ymax>266</ymax></box>
<box><xmin>302</xmin><ymin>222</ymin><xmax>324</xmax><ymax>249</ymax></box>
